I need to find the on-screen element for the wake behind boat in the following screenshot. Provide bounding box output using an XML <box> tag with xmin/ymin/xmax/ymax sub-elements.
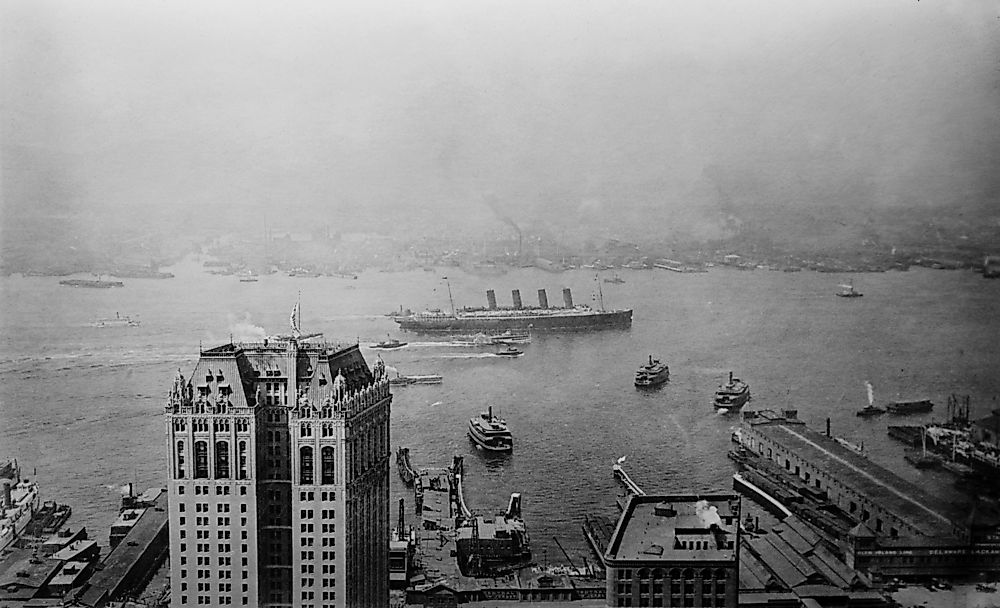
<box><xmin>634</xmin><ymin>355</ymin><xmax>669</xmax><ymax>387</ymax></box>
<box><xmin>714</xmin><ymin>371</ymin><xmax>750</xmax><ymax>408</ymax></box>
<box><xmin>468</xmin><ymin>405</ymin><xmax>513</xmax><ymax>452</ymax></box>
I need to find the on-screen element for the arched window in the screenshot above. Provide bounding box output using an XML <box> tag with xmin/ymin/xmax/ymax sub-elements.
<box><xmin>322</xmin><ymin>447</ymin><xmax>335</xmax><ymax>484</ymax></box>
<box><xmin>300</xmin><ymin>446</ymin><xmax>314</xmax><ymax>485</ymax></box>
<box><xmin>215</xmin><ymin>441</ymin><xmax>230</xmax><ymax>478</ymax></box>
<box><xmin>238</xmin><ymin>441</ymin><xmax>248</xmax><ymax>480</ymax></box>
<box><xmin>176</xmin><ymin>441</ymin><xmax>186</xmax><ymax>479</ymax></box>
<box><xmin>194</xmin><ymin>441</ymin><xmax>209</xmax><ymax>479</ymax></box>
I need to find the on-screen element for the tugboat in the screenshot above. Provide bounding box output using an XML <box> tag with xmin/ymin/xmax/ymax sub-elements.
<box><xmin>836</xmin><ymin>279</ymin><xmax>863</xmax><ymax>298</ymax></box>
<box><xmin>370</xmin><ymin>337</ymin><xmax>408</xmax><ymax>350</ymax></box>
<box><xmin>495</xmin><ymin>346</ymin><xmax>523</xmax><ymax>358</ymax></box>
<box><xmin>856</xmin><ymin>381</ymin><xmax>885</xmax><ymax>417</ymax></box>
<box><xmin>714</xmin><ymin>372</ymin><xmax>750</xmax><ymax>409</ymax></box>
<box><xmin>634</xmin><ymin>355</ymin><xmax>669</xmax><ymax>387</ymax></box>
<box><xmin>468</xmin><ymin>406</ymin><xmax>513</xmax><ymax>452</ymax></box>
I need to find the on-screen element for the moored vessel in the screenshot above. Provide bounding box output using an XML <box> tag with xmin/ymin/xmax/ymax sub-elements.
<box><xmin>1</xmin><ymin>460</ymin><xmax>40</xmax><ymax>552</ymax></box>
<box><xmin>468</xmin><ymin>405</ymin><xmax>513</xmax><ymax>452</ymax></box>
<box><xmin>714</xmin><ymin>372</ymin><xmax>750</xmax><ymax>408</ymax></box>
<box><xmin>886</xmin><ymin>399</ymin><xmax>934</xmax><ymax>414</ymax></box>
<box><xmin>59</xmin><ymin>278</ymin><xmax>124</xmax><ymax>288</ymax></box>
<box><xmin>634</xmin><ymin>355</ymin><xmax>669</xmax><ymax>387</ymax></box>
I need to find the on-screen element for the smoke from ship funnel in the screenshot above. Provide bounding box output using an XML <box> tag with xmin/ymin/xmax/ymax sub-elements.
<box><xmin>562</xmin><ymin>288</ymin><xmax>574</xmax><ymax>308</ymax></box>
<box><xmin>512</xmin><ymin>289</ymin><xmax>522</xmax><ymax>309</ymax></box>
<box><xmin>538</xmin><ymin>289</ymin><xmax>548</xmax><ymax>308</ymax></box>
<box><xmin>486</xmin><ymin>290</ymin><xmax>497</xmax><ymax>310</ymax></box>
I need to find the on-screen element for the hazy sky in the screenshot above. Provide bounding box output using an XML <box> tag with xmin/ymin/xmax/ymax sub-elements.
<box><xmin>2</xmin><ymin>0</ymin><xmax>998</xmax><ymax>247</ymax></box>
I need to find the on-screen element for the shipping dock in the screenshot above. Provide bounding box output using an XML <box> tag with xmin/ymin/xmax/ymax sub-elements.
<box><xmin>396</xmin><ymin>450</ymin><xmax>603</xmax><ymax>604</ymax></box>
<box><xmin>734</xmin><ymin>409</ymin><xmax>1000</xmax><ymax>578</ymax></box>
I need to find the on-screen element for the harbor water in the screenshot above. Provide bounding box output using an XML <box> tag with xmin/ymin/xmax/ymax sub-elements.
<box><xmin>2</xmin><ymin>259</ymin><xmax>999</xmax><ymax>564</ymax></box>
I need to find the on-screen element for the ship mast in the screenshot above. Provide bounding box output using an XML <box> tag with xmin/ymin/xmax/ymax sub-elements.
<box><xmin>443</xmin><ymin>276</ymin><xmax>456</xmax><ymax>316</ymax></box>
<box><xmin>595</xmin><ymin>274</ymin><xmax>605</xmax><ymax>311</ymax></box>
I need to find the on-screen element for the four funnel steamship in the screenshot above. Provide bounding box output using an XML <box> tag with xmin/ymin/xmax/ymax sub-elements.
<box><xmin>394</xmin><ymin>288</ymin><xmax>632</xmax><ymax>332</ymax></box>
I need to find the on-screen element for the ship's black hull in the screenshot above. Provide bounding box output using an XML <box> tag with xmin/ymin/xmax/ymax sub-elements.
<box><xmin>396</xmin><ymin>309</ymin><xmax>632</xmax><ymax>333</ymax></box>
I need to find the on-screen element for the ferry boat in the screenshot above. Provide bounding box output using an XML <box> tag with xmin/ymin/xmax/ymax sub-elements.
<box><xmin>495</xmin><ymin>346</ymin><xmax>523</xmax><ymax>358</ymax></box>
<box><xmin>836</xmin><ymin>279</ymin><xmax>863</xmax><ymax>298</ymax></box>
<box><xmin>468</xmin><ymin>406</ymin><xmax>513</xmax><ymax>452</ymax></box>
<box><xmin>395</xmin><ymin>287</ymin><xmax>632</xmax><ymax>333</ymax></box>
<box><xmin>714</xmin><ymin>372</ymin><xmax>750</xmax><ymax>408</ymax></box>
<box><xmin>370</xmin><ymin>338</ymin><xmax>407</xmax><ymax>350</ymax></box>
<box><xmin>1</xmin><ymin>460</ymin><xmax>40</xmax><ymax>552</ymax></box>
<box><xmin>634</xmin><ymin>355</ymin><xmax>669</xmax><ymax>387</ymax></box>
<box><xmin>91</xmin><ymin>312</ymin><xmax>140</xmax><ymax>328</ymax></box>
<box><xmin>886</xmin><ymin>399</ymin><xmax>934</xmax><ymax>414</ymax></box>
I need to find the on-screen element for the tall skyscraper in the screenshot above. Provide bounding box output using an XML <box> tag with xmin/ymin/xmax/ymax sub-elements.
<box><xmin>165</xmin><ymin>331</ymin><xmax>391</xmax><ymax>608</ymax></box>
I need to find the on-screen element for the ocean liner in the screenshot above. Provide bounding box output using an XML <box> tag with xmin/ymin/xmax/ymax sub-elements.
<box><xmin>394</xmin><ymin>287</ymin><xmax>632</xmax><ymax>332</ymax></box>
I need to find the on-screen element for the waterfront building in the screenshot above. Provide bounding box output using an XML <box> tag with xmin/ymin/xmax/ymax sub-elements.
<box><xmin>736</xmin><ymin>409</ymin><xmax>1000</xmax><ymax>577</ymax></box>
<box><xmin>603</xmin><ymin>493</ymin><xmax>741</xmax><ymax>608</ymax></box>
<box><xmin>164</xmin><ymin>332</ymin><xmax>391</xmax><ymax>608</ymax></box>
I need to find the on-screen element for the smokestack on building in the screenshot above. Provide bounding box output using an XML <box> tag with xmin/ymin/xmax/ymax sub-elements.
<box><xmin>826</xmin><ymin>418</ymin><xmax>831</xmax><ymax>438</ymax></box>
<box><xmin>562</xmin><ymin>288</ymin><xmax>574</xmax><ymax>308</ymax></box>
<box><xmin>512</xmin><ymin>290</ymin><xmax>522</xmax><ymax>309</ymax></box>
<box><xmin>537</xmin><ymin>289</ymin><xmax>548</xmax><ymax>308</ymax></box>
<box><xmin>486</xmin><ymin>290</ymin><xmax>497</xmax><ymax>310</ymax></box>
<box><xmin>397</xmin><ymin>498</ymin><xmax>405</xmax><ymax>536</ymax></box>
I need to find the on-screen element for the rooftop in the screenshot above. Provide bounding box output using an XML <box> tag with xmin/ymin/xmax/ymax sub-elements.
<box><xmin>605</xmin><ymin>494</ymin><xmax>740</xmax><ymax>564</ymax></box>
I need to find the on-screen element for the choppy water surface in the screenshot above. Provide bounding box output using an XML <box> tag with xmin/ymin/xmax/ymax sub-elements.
<box><xmin>2</xmin><ymin>260</ymin><xmax>999</xmax><ymax>563</ymax></box>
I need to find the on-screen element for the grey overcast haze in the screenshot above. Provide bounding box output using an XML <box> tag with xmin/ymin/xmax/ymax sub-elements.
<box><xmin>2</xmin><ymin>0</ymin><xmax>999</xmax><ymax>262</ymax></box>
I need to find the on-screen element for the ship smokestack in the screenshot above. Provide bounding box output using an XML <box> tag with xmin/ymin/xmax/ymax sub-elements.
<box><xmin>486</xmin><ymin>290</ymin><xmax>497</xmax><ymax>310</ymax></box>
<box><xmin>2</xmin><ymin>481</ymin><xmax>11</xmax><ymax>509</ymax></box>
<box><xmin>826</xmin><ymin>418</ymin><xmax>831</xmax><ymax>438</ymax></box>
<box><xmin>537</xmin><ymin>289</ymin><xmax>548</xmax><ymax>308</ymax></box>
<box><xmin>488</xmin><ymin>405</ymin><xmax>493</xmax><ymax>419</ymax></box>
<box><xmin>562</xmin><ymin>288</ymin><xmax>574</xmax><ymax>308</ymax></box>
<box><xmin>512</xmin><ymin>289</ymin><xmax>522</xmax><ymax>309</ymax></box>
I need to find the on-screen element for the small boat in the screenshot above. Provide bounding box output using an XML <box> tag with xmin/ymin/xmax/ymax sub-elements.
<box><xmin>389</xmin><ymin>373</ymin><xmax>443</xmax><ymax>386</ymax></box>
<box><xmin>495</xmin><ymin>346</ymin><xmax>523</xmax><ymax>357</ymax></box>
<box><xmin>886</xmin><ymin>399</ymin><xmax>934</xmax><ymax>414</ymax></box>
<box><xmin>604</xmin><ymin>273</ymin><xmax>625</xmax><ymax>284</ymax></box>
<box><xmin>92</xmin><ymin>312</ymin><xmax>140</xmax><ymax>328</ymax></box>
<box><xmin>856</xmin><ymin>381</ymin><xmax>885</xmax><ymax>417</ymax></box>
<box><xmin>468</xmin><ymin>405</ymin><xmax>513</xmax><ymax>452</ymax></box>
<box><xmin>634</xmin><ymin>355</ymin><xmax>669</xmax><ymax>387</ymax></box>
<box><xmin>371</xmin><ymin>338</ymin><xmax>408</xmax><ymax>350</ymax></box>
<box><xmin>714</xmin><ymin>372</ymin><xmax>750</xmax><ymax>408</ymax></box>
<box><xmin>836</xmin><ymin>279</ymin><xmax>863</xmax><ymax>298</ymax></box>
